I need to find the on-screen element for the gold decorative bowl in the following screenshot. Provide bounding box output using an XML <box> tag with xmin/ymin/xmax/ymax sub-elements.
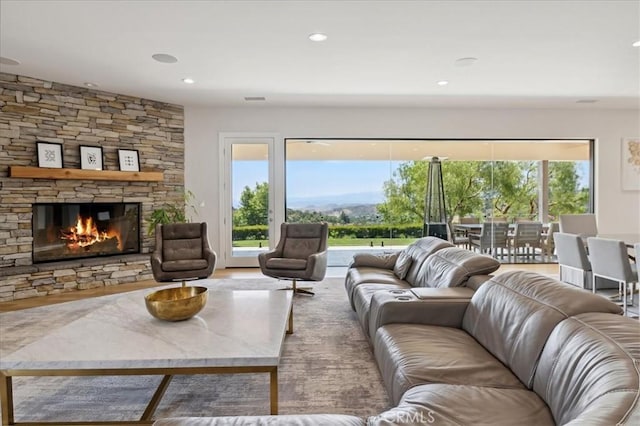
<box><xmin>144</xmin><ymin>283</ymin><xmax>208</xmax><ymax>321</ymax></box>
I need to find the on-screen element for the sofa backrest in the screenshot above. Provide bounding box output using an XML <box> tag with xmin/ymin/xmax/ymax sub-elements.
<box><xmin>462</xmin><ymin>271</ymin><xmax>622</xmax><ymax>388</ymax></box>
<box><xmin>411</xmin><ymin>247</ymin><xmax>500</xmax><ymax>288</ymax></box>
<box><xmin>533</xmin><ymin>313</ymin><xmax>639</xmax><ymax>426</ymax></box>
<box><xmin>402</xmin><ymin>237</ymin><xmax>453</xmax><ymax>286</ymax></box>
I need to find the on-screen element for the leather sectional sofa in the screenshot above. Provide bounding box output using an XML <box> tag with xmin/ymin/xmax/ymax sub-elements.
<box><xmin>345</xmin><ymin>237</ymin><xmax>501</xmax><ymax>340</ymax></box>
<box><xmin>154</xmin><ymin>238</ymin><xmax>639</xmax><ymax>426</ymax></box>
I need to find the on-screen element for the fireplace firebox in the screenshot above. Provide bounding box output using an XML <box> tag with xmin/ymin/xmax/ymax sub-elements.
<box><xmin>32</xmin><ymin>203</ymin><xmax>141</xmax><ymax>263</ymax></box>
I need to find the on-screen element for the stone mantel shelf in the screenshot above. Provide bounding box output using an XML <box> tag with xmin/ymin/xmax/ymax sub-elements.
<box><xmin>9</xmin><ymin>166</ymin><xmax>163</xmax><ymax>182</ymax></box>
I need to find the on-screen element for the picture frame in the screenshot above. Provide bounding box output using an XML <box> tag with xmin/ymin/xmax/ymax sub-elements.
<box><xmin>118</xmin><ymin>149</ymin><xmax>140</xmax><ymax>172</ymax></box>
<box><xmin>79</xmin><ymin>145</ymin><xmax>103</xmax><ymax>170</ymax></box>
<box><xmin>36</xmin><ymin>141</ymin><xmax>64</xmax><ymax>168</ymax></box>
<box><xmin>621</xmin><ymin>137</ymin><xmax>640</xmax><ymax>191</ymax></box>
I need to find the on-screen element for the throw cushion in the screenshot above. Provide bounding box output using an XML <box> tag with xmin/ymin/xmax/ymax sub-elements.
<box><xmin>351</xmin><ymin>252</ymin><xmax>399</xmax><ymax>269</ymax></box>
<box><xmin>393</xmin><ymin>251</ymin><xmax>413</xmax><ymax>280</ymax></box>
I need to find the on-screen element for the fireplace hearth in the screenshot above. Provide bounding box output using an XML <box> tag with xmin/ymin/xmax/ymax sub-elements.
<box><xmin>32</xmin><ymin>203</ymin><xmax>141</xmax><ymax>263</ymax></box>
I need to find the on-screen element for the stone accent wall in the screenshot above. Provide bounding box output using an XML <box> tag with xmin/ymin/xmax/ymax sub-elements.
<box><xmin>0</xmin><ymin>73</ymin><xmax>185</xmax><ymax>301</ymax></box>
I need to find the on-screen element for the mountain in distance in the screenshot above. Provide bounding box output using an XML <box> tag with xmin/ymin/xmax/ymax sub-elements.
<box><xmin>287</xmin><ymin>191</ymin><xmax>384</xmax><ymax>212</ymax></box>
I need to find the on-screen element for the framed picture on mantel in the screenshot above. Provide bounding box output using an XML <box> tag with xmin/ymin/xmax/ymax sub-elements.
<box><xmin>118</xmin><ymin>149</ymin><xmax>140</xmax><ymax>172</ymax></box>
<box><xmin>79</xmin><ymin>145</ymin><xmax>104</xmax><ymax>170</ymax></box>
<box><xmin>36</xmin><ymin>141</ymin><xmax>63</xmax><ymax>168</ymax></box>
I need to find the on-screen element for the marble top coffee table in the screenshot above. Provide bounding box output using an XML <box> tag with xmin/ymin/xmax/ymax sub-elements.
<box><xmin>0</xmin><ymin>287</ymin><xmax>293</xmax><ymax>425</ymax></box>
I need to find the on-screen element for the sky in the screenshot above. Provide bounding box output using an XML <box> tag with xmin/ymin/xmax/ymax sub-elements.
<box><xmin>233</xmin><ymin>160</ymin><xmax>398</xmax><ymax>207</ymax></box>
<box><xmin>232</xmin><ymin>160</ymin><xmax>590</xmax><ymax>208</ymax></box>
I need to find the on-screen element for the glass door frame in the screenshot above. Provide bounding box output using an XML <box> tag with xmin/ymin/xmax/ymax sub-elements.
<box><xmin>218</xmin><ymin>132</ymin><xmax>284</xmax><ymax>268</ymax></box>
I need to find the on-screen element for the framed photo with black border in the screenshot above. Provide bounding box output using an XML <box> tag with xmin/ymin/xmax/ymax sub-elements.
<box><xmin>118</xmin><ymin>149</ymin><xmax>140</xmax><ymax>172</ymax></box>
<box><xmin>36</xmin><ymin>141</ymin><xmax>64</xmax><ymax>168</ymax></box>
<box><xmin>79</xmin><ymin>145</ymin><xmax>104</xmax><ymax>170</ymax></box>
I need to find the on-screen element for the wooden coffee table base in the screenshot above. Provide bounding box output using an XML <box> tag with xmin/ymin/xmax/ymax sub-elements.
<box><xmin>0</xmin><ymin>365</ymin><xmax>279</xmax><ymax>425</ymax></box>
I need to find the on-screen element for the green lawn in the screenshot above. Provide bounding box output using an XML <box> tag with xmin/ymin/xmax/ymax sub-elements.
<box><xmin>233</xmin><ymin>238</ymin><xmax>415</xmax><ymax>248</ymax></box>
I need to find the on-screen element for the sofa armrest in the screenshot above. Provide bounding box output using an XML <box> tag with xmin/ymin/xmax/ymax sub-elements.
<box><xmin>410</xmin><ymin>287</ymin><xmax>475</xmax><ymax>300</ymax></box>
<box><xmin>257</xmin><ymin>249</ymin><xmax>279</xmax><ymax>270</ymax></box>
<box><xmin>151</xmin><ymin>250</ymin><xmax>162</xmax><ymax>270</ymax></box>
<box><xmin>368</xmin><ymin>287</ymin><xmax>474</xmax><ymax>338</ymax></box>
<box><xmin>203</xmin><ymin>248</ymin><xmax>217</xmax><ymax>271</ymax></box>
<box><xmin>306</xmin><ymin>250</ymin><xmax>328</xmax><ymax>281</ymax></box>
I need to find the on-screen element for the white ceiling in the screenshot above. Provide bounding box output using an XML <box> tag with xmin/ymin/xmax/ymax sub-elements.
<box><xmin>1</xmin><ymin>0</ymin><xmax>639</xmax><ymax>109</ymax></box>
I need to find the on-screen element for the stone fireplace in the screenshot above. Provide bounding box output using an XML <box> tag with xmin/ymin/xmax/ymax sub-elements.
<box><xmin>0</xmin><ymin>73</ymin><xmax>185</xmax><ymax>301</ymax></box>
<box><xmin>32</xmin><ymin>202</ymin><xmax>141</xmax><ymax>263</ymax></box>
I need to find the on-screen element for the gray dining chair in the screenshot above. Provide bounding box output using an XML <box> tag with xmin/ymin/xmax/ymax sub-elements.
<box><xmin>587</xmin><ymin>237</ymin><xmax>637</xmax><ymax>316</ymax></box>
<box><xmin>447</xmin><ymin>223</ymin><xmax>470</xmax><ymax>250</ymax></box>
<box><xmin>553</xmin><ymin>232</ymin><xmax>592</xmax><ymax>290</ymax></box>
<box><xmin>559</xmin><ymin>214</ymin><xmax>598</xmax><ymax>237</ymax></box>
<box><xmin>510</xmin><ymin>221</ymin><xmax>543</xmax><ymax>262</ymax></box>
<box><xmin>469</xmin><ymin>222</ymin><xmax>510</xmax><ymax>261</ymax></box>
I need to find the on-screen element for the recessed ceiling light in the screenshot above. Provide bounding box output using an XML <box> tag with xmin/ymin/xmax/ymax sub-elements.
<box><xmin>0</xmin><ymin>56</ymin><xmax>20</xmax><ymax>66</ymax></box>
<box><xmin>182</xmin><ymin>78</ymin><xmax>195</xmax><ymax>84</ymax></box>
<box><xmin>309</xmin><ymin>33</ymin><xmax>328</xmax><ymax>42</ymax></box>
<box><xmin>244</xmin><ymin>96</ymin><xmax>266</xmax><ymax>101</ymax></box>
<box><xmin>576</xmin><ymin>99</ymin><xmax>598</xmax><ymax>103</ymax></box>
<box><xmin>454</xmin><ymin>57</ymin><xmax>478</xmax><ymax>67</ymax></box>
<box><xmin>152</xmin><ymin>53</ymin><xmax>178</xmax><ymax>63</ymax></box>
<box><xmin>84</xmin><ymin>82</ymin><xmax>98</xmax><ymax>88</ymax></box>
<box><xmin>437</xmin><ymin>80</ymin><xmax>449</xmax><ymax>86</ymax></box>
<box><xmin>633</xmin><ymin>40</ymin><xmax>640</xmax><ymax>47</ymax></box>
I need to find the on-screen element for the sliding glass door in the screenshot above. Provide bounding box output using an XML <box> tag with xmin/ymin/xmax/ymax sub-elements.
<box><xmin>284</xmin><ymin>139</ymin><xmax>592</xmax><ymax>266</ymax></box>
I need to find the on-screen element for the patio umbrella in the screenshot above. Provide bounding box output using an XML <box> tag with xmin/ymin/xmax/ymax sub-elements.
<box><xmin>423</xmin><ymin>156</ymin><xmax>448</xmax><ymax>240</ymax></box>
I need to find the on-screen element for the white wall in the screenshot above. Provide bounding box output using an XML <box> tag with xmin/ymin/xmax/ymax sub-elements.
<box><xmin>185</xmin><ymin>106</ymin><xmax>640</xmax><ymax>265</ymax></box>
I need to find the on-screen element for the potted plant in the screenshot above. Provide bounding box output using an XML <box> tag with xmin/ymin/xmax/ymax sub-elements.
<box><xmin>147</xmin><ymin>189</ymin><xmax>197</xmax><ymax>235</ymax></box>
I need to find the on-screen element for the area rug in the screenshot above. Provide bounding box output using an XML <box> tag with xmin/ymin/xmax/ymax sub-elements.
<box><xmin>0</xmin><ymin>277</ymin><xmax>391</xmax><ymax>422</ymax></box>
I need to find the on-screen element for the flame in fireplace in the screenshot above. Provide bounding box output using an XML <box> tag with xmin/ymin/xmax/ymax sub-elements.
<box><xmin>61</xmin><ymin>215</ymin><xmax>122</xmax><ymax>250</ymax></box>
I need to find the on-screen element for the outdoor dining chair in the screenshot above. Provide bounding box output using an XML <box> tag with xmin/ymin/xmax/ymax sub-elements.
<box><xmin>469</xmin><ymin>222</ymin><xmax>510</xmax><ymax>261</ymax></box>
<box><xmin>510</xmin><ymin>221</ymin><xmax>543</xmax><ymax>262</ymax></box>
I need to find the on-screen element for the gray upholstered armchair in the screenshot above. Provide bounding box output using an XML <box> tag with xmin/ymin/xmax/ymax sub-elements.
<box><xmin>258</xmin><ymin>222</ymin><xmax>329</xmax><ymax>296</ymax></box>
<box><xmin>151</xmin><ymin>222</ymin><xmax>217</xmax><ymax>282</ymax></box>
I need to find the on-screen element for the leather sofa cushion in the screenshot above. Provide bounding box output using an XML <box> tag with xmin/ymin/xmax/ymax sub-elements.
<box><xmin>163</xmin><ymin>238</ymin><xmax>203</xmax><ymax>262</ymax></box>
<box><xmin>345</xmin><ymin>267</ymin><xmax>405</xmax><ymax>309</ymax></box>
<box><xmin>282</xmin><ymin>237</ymin><xmax>321</xmax><ymax>259</ymax></box>
<box><xmin>534</xmin><ymin>313</ymin><xmax>640</xmax><ymax>426</ymax></box>
<box><xmin>370</xmin><ymin>384</ymin><xmax>554</xmax><ymax>426</ymax></box>
<box><xmin>162</xmin><ymin>259</ymin><xmax>209</xmax><ymax>272</ymax></box>
<box><xmin>402</xmin><ymin>237</ymin><xmax>453</xmax><ymax>286</ymax></box>
<box><xmin>153</xmin><ymin>415</ymin><xmax>366</xmax><ymax>426</ymax></box>
<box><xmin>353</xmin><ymin>283</ymin><xmax>411</xmax><ymax>339</ymax></box>
<box><xmin>266</xmin><ymin>258</ymin><xmax>307</xmax><ymax>270</ymax></box>
<box><xmin>374</xmin><ymin>323</ymin><xmax>524</xmax><ymax>405</ymax></box>
<box><xmin>412</xmin><ymin>247</ymin><xmax>500</xmax><ymax>288</ymax></box>
<box><xmin>462</xmin><ymin>270</ymin><xmax>622</xmax><ymax>388</ymax></box>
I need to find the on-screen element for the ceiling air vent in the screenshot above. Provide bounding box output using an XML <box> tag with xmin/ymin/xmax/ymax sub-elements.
<box><xmin>244</xmin><ymin>96</ymin><xmax>266</xmax><ymax>102</ymax></box>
